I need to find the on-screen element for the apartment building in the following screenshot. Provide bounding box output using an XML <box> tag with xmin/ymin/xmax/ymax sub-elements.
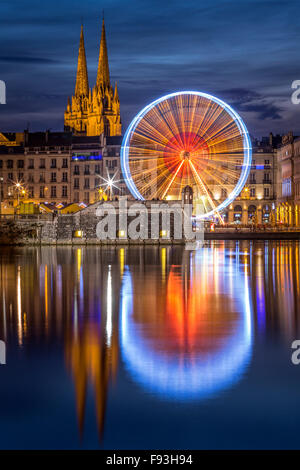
<box><xmin>277</xmin><ymin>132</ymin><xmax>300</xmax><ymax>226</ymax></box>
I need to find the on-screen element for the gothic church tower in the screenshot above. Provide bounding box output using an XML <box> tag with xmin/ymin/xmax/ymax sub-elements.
<box><xmin>64</xmin><ymin>20</ymin><xmax>121</xmax><ymax>137</ymax></box>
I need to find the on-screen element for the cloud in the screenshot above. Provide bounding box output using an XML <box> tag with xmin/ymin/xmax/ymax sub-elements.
<box><xmin>0</xmin><ymin>56</ymin><xmax>59</xmax><ymax>64</ymax></box>
<box><xmin>217</xmin><ymin>88</ymin><xmax>283</xmax><ymax>120</ymax></box>
<box><xmin>0</xmin><ymin>0</ymin><xmax>299</xmax><ymax>136</ymax></box>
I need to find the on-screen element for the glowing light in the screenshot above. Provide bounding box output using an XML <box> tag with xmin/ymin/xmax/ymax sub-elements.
<box><xmin>118</xmin><ymin>230</ymin><xmax>126</xmax><ymax>238</ymax></box>
<box><xmin>96</xmin><ymin>169</ymin><xmax>120</xmax><ymax>195</ymax></box>
<box><xmin>106</xmin><ymin>266</ymin><xmax>112</xmax><ymax>346</ymax></box>
<box><xmin>17</xmin><ymin>265</ymin><xmax>22</xmax><ymax>346</ymax></box>
<box><xmin>73</xmin><ymin>230</ymin><xmax>83</xmax><ymax>238</ymax></box>
<box><xmin>121</xmin><ymin>91</ymin><xmax>252</xmax><ymax>219</ymax></box>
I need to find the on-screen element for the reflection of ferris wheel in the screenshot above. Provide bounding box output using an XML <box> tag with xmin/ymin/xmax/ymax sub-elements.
<box><xmin>121</xmin><ymin>91</ymin><xmax>252</xmax><ymax>219</ymax></box>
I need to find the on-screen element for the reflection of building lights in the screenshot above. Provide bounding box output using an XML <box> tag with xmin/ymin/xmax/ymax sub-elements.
<box><xmin>17</xmin><ymin>265</ymin><xmax>22</xmax><ymax>346</ymax></box>
<box><xmin>106</xmin><ymin>266</ymin><xmax>112</xmax><ymax>346</ymax></box>
<box><xmin>160</xmin><ymin>230</ymin><xmax>168</xmax><ymax>237</ymax></box>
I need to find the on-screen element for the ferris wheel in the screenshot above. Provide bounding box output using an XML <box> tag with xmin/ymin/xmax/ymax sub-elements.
<box><xmin>121</xmin><ymin>91</ymin><xmax>252</xmax><ymax>219</ymax></box>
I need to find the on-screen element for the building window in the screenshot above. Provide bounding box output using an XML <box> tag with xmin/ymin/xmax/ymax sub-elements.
<box><xmin>74</xmin><ymin>178</ymin><xmax>79</xmax><ymax>189</ymax></box>
<box><xmin>62</xmin><ymin>186</ymin><xmax>68</xmax><ymax>197</ymax></box>
<box><xmin>84</xmin><ymin>178</ymin><xmax>90</xmax><ymax>189</ymax></box>
<box><xmin>250</xmin><ymin>173</ymin><xmax>256</xmax><ymax>183</ymax></box>
<box><xmin>263</xmin><ymin>173</ymin><xmax>270</xmax><ymax>182</ymax></box>
<box><xmin>62</xmin><ymin>158</ymin><xmax>68</xmax><ymax>168</ymax></box>
<box><xmin>40</xmin><ymin>158</ymin><xmax>45</xmax><ymax>169</ymax></box>
<box><xmin>84</xmin><ymin>164</ymin><xmax>90</xmax><ymax>175</ymax></box>
<box><xmin>28</xmin><ymin>187</ymin><xmax>34</xmax><ymax>198</ymax></box>
<box><xmin>28</xmin><ymin>174</ymin><xmax>34</xmax><ymax>183</ymax></box>
<box><xmin>0</xmin><ymin>160</ymin><xmax>2</xmax><ymax>169</ymax></box>
<box><xmin>7</xmin><ymin>160</ymin><xmax>13</xmax><ymax>169</ymax></box>
<box><xmin>282</xmin><ymin>178</ymin><xmax>292</xmax><ymax>197</ymax></box>
<box><xmin>74</xmin><ymin>165</ymin><xmax>80</xmax><ymax>175</ymax></box>
<box><xmin>264</xmin><ymin>187</ymin><xmax>270</xmax><ymax>198</ymax></box>
<box><xmin>50</xmin><ymin>172</ymin><xmax>56</xmax><ymax>182</ymax></box>
<box><xmin>51</xmin><ymin>158</ymin><xmax>57</xmax><ymax>168</ymax></box>
<box><xmin>8</xmin><ymin>173</ymin><xmax>13</xmax><ymax>181</ymax></box>
<box><xmin>18</xmin><ymin>172</ymin><xmax>24</xmax><ymax>181</ymax></box>
<box><xmin>62</xmin><ymin>172</ymin><xmax>68</xmax><ymax>182</ymax></box>
<box><xmin>28</xmin><ymin>159</ymin><xmax>34</xmax><ymax>169</ymax></box>
<box><xmin>40</xmin><ymin>186</ymin><xmax>45</xmax><ymax>198</ymax></box>
<box><xmin>95</xmin><ymin>164</ymin><xmax>100</xmax><ymax>174</ymax></box>
<box><xmin>250</xmin><ymin>188</ymin><xmax>256</xmax><ymax>197</ymax></box>
<box><xmin>17</xmin><ymin>160</ymin><xmax>24</xmax><ymax>169</ymax></box>
<box><xmin>51</xmin><ymin>186</ymin><xmax>56</xmax><ymax>198</ymax></box>
<box><xmin>84</xmin><ymin>192</ymin><xmax>90</xmax><ymax>204</ymax></box>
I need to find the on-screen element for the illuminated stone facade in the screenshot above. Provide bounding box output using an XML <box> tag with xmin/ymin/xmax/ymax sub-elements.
<box><xmin>223</xmin><ymin>135</ymin><xmax>279</xmax><ymax>224</ymax></box>
<box><xmin>277</xmin><ymin>132</ymin><xmax>300</xmax><ymax>226</ymax></box>
<box><xmin>64</xmin><ymin>20</ymin><xmax>121</xmax><ymax>137</ymax></box>
<box><xmin>0</xmin><ymin>131</ymin><xmax>126</xmax><ymax>211</ymax></box>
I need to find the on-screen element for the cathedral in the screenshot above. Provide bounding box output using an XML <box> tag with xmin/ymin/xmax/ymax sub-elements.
<box><xmin>64</xmin><ymin>20</ymin><xmax>122</xmax><ymax>137</ymax></box>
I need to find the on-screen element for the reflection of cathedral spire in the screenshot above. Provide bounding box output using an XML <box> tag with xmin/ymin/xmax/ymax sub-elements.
<box><xmin>65</xmin><ymin>325</ymin><xmax>119</xmax><ymax>440</ymax></box>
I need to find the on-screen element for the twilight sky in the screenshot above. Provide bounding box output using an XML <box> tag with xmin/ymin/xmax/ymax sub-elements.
<box><xmin>0</xmin><ymin>0</ymin><xmax>299</xmax><ymax>138</ymax></box>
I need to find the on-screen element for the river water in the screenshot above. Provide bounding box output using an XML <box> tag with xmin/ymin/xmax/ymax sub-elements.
<box><xmin>0</xmin><ymin>241</ymin><xmax>300</xmax><ymax>449</ymax></box>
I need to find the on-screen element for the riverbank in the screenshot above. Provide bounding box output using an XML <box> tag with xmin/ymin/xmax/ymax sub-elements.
<box><xmin>205</xmin><ymin>231</ymin><xmax>300</xmax><ymax>240</ymax></box>
<box><xmin>0</xmin><ymin>212</ymin><xmax>299</xmax><ymax>244</ymax></box>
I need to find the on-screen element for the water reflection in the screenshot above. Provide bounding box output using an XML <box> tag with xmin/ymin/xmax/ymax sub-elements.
<box><xmin>120</xmin><ymin>248</ymin><xmax>253</xmax><ymax>400</ymax></box>
<box><xmin>0</xmin><ymin>241</ymin><xmax>300</xmax><ymax>442</ymax></box>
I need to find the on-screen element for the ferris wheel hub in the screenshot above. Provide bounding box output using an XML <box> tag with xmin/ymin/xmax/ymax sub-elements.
<box><xmin>181</xmin><ymin>151</ymin><xmax>190</xmax><ymax>160</ymax></box>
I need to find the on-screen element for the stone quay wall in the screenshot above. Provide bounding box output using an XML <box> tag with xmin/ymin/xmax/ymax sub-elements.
<box><xmin>0</xmin><ymin>200</ymin><xmax>190</xmax><ymax>245</ymax></box>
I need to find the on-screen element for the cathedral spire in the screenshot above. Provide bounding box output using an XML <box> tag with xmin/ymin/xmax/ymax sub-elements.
<box><xmin>114</xmin><ymin>81</ymin><xmax>119</xmax><ymax>101</ymax></box>
<box><xmin>96</xmin><ymin>18</ymin><xmax>110</xmax><ymax>88</ymax></box>
<box><xmin>75</xmin><ymin>25</ymin><xmax>89</xmax><ymax>97</ymax></box>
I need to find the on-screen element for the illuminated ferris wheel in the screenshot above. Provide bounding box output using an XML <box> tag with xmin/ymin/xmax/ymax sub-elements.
<box><xmin>121</xmin><ymin>91</ymin><xmax>252</xmax><ymax>219</ymax></box>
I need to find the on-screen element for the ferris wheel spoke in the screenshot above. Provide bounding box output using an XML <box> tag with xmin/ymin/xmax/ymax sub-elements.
<box><xmin>191</xmin><ymin>157</ymin><xmax>240</xmax><ymax>184</ymax></box>
<box><xmin>161</xmin><ymin>160</ymin><xmax>185</xmax><ymax>199</ymax></box>
<box><xmin>189</xmin><ymin>160</ymin><xmax>224</xmax><ymax>224</ymax></box>
<box><xmin>189</xmin><ymin>101</ymin><xmax>224</xmax><ymax>149</ymax></box>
